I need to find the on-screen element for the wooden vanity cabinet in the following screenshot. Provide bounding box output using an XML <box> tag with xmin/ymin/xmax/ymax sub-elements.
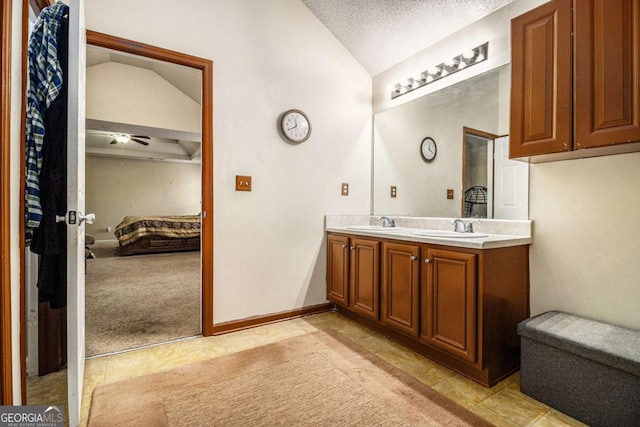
<box><xmin>381</xmin><ymin>242</ymin><xmax>420</xmax><ymax>337</ymax></box>
<box><xmin>326</xmin><ymin>234</ymin><xmax>349</xmax><ymax>306</ymax></box>
<box><xmin>420</xmin><ymin>248</ymin><xmax>477</xmax><ymax>364</ymax></box>
<box><xmin>510</xmin><ymin>0</ymin><xmax>640</xmax><ymax>161</ymax></box>
<box><xmin>349</xmin><ymin>237</ymin><xmax>380</xmax><ymax>321</ymax></box>
<box><xmin>326</xmin><ymin>234</ymin><xmax>380</xmax><ymax>320</ymax></box>
<box><xmin>327</xmin><ymin>232</ymin><xmax>529</xmax><ymax>386</ymax></box>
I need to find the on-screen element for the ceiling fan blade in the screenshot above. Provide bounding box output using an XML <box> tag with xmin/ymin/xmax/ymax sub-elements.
<box><xmin>131</xmin><ymin>138</ymin><xmax>150</xmax><ymax>146</ymax></box>
<box><xmin>131</xmin><ymin>135</ymin><xmax>150</xmax><ymax>139</ymax></box>
<box><xmin>109</xmin><ymin>139</ymin><xmax>118</xmax><ymax>144</ymax></box>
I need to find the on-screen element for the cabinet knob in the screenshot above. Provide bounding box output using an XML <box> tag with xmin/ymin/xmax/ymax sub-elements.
<box><xmin>350</xmin><ymin>246</ymin><xmax>355</xmax><ymax>251</ymax></box>
<box><xmin>342</xmin><ymin>244</ymin><xmax>347</xmax><ymax>249</ymax></box>
<box><xmin>411</xmin><ymin>256</ymin><xmax>417</xmax><ymax>261</ymax></box>
<box><xmin>425</xmin><ymin>258</ymin><xmax>432</xmax><ymax>264</ymax></box>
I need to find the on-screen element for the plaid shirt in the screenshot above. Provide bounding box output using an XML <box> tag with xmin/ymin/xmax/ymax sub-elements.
<box><xmin>25</xmin><ymin>1</ymin><xmax>69</xmax><ymax>244</ymax></box>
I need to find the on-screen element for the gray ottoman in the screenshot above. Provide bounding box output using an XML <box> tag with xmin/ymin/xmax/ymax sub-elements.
<box><xmin>518</xmin><ymin>311</ymin><xmax>640</xmax><ymax>427</ymax></box>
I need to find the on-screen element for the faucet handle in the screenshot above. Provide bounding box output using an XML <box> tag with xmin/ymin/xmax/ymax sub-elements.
<box><xmin>464</xmin><ymin>221</ymin><xmax>477</xmax><ymax>233</ymax></box>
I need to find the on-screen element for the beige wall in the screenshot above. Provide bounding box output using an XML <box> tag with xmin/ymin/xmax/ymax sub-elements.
<box><xmin>85</xmin><ymin>156</ymin><xmax>201</xmax><ymax>241</ymax></box>
<box><xmin>84</xmin><ymin>0</ymin><xmax>372</xmax><ymax>323</ymax></box>
<box><xmin>529</xmin><ymin>153</ymin><xmax>640</xmax><ymax>330</ymax></box>
<box><xmin>87</xmin><ymin>62</ymin><xmax>201</xmax><ymax>133</ymax></box>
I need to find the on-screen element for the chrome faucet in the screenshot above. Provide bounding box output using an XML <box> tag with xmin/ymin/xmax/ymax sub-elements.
<box><xmin>377</xmin><ymin>216</ymin><xmax>396</xmax><ymax>227</ymax></box>
<box><xmin>452</xmin><ymin>219</ymin><xmax>476</xmax><ymax>233</ymax></box>
<box><xmin>452</xmin><ymin>219</ymin><xmax>466</xmax><ymax>233</ymax></box>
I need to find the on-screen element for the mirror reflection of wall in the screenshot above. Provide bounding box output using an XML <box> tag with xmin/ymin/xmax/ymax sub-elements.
<box><xmin>373</xmin><ymin>65</ymin><xmax>529</xmax><ymax>219</ymax></box>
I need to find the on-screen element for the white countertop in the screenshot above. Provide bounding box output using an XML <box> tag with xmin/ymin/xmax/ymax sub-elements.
<box><xmin>325</xmin><ymin>215</ymin><xmax>532</xmax><ymax>250</ymax></box>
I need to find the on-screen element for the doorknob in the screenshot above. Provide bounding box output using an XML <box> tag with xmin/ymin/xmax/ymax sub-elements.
<box><xmin>79</xmin><ymin>213</ymin><xmax>96</xmax><ymax>225</ymax></box>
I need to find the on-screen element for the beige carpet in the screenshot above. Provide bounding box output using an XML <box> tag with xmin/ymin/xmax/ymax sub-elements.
<box><xmin>85</xmin><ymin>250</ymin><xmax>200</xmax><ymax>356</ymax></box>
<box><xmin>88</xmin><ymin>331</ymin><xmax>494</xmax><ymax>427</ymax></box>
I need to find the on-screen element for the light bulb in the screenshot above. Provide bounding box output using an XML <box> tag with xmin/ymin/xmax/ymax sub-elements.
<box><xmin>114</xmin><ymin>134</ymin><xmax>130</xmax><ymax>144</ymax></box>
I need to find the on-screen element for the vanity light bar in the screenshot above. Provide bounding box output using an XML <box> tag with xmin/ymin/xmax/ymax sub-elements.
<box><xmin>391</xmin><ymin>42</ymin><xmax>489</xmax><ymax>100</ymax></box>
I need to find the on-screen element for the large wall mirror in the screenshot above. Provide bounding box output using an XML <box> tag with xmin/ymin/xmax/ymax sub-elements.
<box><xmin>373</xmin><ymin>65</ymin><xmax>529</xmax><ymax>220</ymax></box>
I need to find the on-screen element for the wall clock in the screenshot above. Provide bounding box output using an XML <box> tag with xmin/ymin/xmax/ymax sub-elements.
<box><xmin>280</xmin><ymin>109</ymin><xmax>311</xmax><ymax>143</ymax></box>
<box><xmin>420</xmin><ymin>136</ymin><xmax>437</xmax><ymax>162</ymax></box>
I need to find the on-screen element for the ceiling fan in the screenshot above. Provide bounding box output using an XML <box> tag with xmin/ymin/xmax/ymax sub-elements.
<box><xmin>109</xmin><ymin>133</ymin><xmax>151</xmax><ymax>146</ymax></box>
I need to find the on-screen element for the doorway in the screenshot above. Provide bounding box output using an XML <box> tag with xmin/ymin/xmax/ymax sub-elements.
<box><xmin>1</xmin><ymin>0</ymin><xmax>13</xmax><ymax>404</ymax></box>
<box><xmin>461</xmin><ymin>127</ymin><xmax>498</xmax><ymax>218</ymax></box>
<box><xmin>83</xmin><ymin>43</ymin><xmax>203</xmax><ymax>357</ymax></box>
<box><xmin>21</xmin><ymin>28</ymin><xmax>213</xmax><ymax>407</ymax></box>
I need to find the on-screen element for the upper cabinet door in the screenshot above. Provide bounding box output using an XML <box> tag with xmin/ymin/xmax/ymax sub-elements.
<box><xmin>574</xmin><ymin>0</ymin><xmax>640</xmax><ymax>149</ymax></box>
<box><xmin>510</xmin><ymin>0</ymin><xmax>572</xmax><ymax>158</ymax></box>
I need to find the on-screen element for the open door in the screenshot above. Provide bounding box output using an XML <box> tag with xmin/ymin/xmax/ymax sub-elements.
<box><xmin>66</xmin><ymin>0</ymin><xmax>86</xmax><ymax>425</ymax></box>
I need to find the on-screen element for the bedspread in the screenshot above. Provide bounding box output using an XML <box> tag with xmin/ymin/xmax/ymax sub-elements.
<box><xmin>114</xmin><ymin>215</ymin><xmax>201</xmax><ymax>246</ymax></box>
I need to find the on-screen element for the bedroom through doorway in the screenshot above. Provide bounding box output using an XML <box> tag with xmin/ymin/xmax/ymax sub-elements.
<box><xmin>83</xmin><ymin>42</ymin><xmax>204</xmax><ymax>357</ymax></box>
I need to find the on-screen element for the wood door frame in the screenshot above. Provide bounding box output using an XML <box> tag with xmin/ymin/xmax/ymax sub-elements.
<box><xmin>461</xmin><ymin>127</ymin><xmax>498</xmax><ymax>218</ymax></box>
<box><xmin>1</xmin><ymin>0</ymin><xmax>14</xmax><ymax>405</ymax></box>
<box><xmin>85</xmin><ymin>30</ymin><xmax>214</xmax><ymax>336</ymax></box>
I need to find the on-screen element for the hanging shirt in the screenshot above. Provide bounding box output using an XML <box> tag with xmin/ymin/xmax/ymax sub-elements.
<box><xmin>25</xmin><ymin>1</ymin><xmax>69</xmax><ymax>245</ymax></box>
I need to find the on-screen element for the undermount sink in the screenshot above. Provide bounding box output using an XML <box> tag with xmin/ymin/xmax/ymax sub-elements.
<box><xmin>412</xmin><ymin>230</ymin><xmax>489</xmax><ymax>238</ymax></box>
<box><xmin>346</xmin><ymin>225</ymin><xmax>405</xmax><ymax>231</ymax></box>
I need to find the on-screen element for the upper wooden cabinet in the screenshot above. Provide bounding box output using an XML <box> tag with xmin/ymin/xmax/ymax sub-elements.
<box><xmin>510</xmin><ymin>0</ymin><xmax>572</xmax><ymax>157</ymax></box>
<box><xmin>510</xmin><ymin>0</ymin><xmax>640</xmax><ymax>161</ymax></box>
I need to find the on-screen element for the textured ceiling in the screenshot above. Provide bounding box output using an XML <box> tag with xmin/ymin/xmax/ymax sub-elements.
<box><xmin>302</xmin><ymin>0</ymin><xmax>516</xmax><ymax>75</ymax></box>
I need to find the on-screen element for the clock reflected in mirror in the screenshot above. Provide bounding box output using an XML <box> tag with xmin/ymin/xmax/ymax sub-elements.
<box><xmin>280</xmin><ymin>109</ymin><xmax>312</xmax><ymax>143</ymax></box>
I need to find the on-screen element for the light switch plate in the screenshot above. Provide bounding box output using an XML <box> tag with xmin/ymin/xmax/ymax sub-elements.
<box><xmin>236</xmin><ymin>175</ymin><xmax>252</xmax><ymax>191</ymax></box>
<box><xmin>341</xmin><ymin>183</ymin><xmax>349</xmax><ymax>196</ymax></box>
<box><xmin>391</xmin><ymin>186</ymin><xmax>397</xmax><ymax>198</ymax></box>
<box><xmin>447</xmin><ymin>189</ymin><xmax>454</xmax><ymax>199</ymax></box>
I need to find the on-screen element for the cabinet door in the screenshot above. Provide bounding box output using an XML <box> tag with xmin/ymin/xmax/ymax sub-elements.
<box><xmin>510</xmin><ymin>0</ymin><xmax>572</xmax><ymax>157</ymax></box>
<box><xmin>350</xmin><ymin>238</ymin><xmax>380</xmax><ymax>320</ymax></box>
<box><xmin>421</xmin><ymin>248</ymin><xmax>477</xmax><ymax>363</ymax></box>
<box><xmin>381</xmin><ymin>242</ymin><xmax>420</xmax><ymax>337</ymax></box>
<box><xmin>327</xmin><ymin>234</ymin><xmax>349</xmax><ymax>306</ymax></box>
<box><xmin>574</xmin><ymin>0</ymin><xmax>640</xmax><ymax>149</ymax></box>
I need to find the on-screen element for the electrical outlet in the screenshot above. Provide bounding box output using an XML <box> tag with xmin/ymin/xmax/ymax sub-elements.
<box><xmin>341</xmin><ymin>183</ymin><xmax>349</xmax><ymax>196</ymax></box>
<box><xmin>447</xmin><ymin>189</ymin><xmax>454</xmax><ymax>199</ymax></box>
<box><xmin>391</xmin><ymin>186</ymin><xmax>397</xmax><ymax>198</ymax></box>
<box><xmin>236</xmin><ymin>175</ymin><xmax>252</xmax><ymax>191</ymax></box>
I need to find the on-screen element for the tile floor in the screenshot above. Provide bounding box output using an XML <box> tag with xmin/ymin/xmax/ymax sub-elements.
<box><xmin>27</xmin><ymin>311</ymin><xmax>587</xmax><ymax>427</ymax></box>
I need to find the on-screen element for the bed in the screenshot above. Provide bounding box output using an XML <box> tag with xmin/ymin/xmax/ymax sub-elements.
<box><xmin>114</xmin><ymin>215</ymin><xmax>201</xmax><ymax>256</ymax></box>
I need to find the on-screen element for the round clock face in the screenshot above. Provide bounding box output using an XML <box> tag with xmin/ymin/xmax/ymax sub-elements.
<box><xmin>281</xmin><ymin>109</ymin><xmax>311</xmax><ymax>143</ymax></box>
<box><xmin>420</xmin><ymin>137</ymin><xmax>437</xmax><ymax>162</ymax></box>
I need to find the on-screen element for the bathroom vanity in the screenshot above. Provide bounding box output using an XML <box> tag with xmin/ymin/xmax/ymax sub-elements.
<box><xmin>325</xmin><ymin>216</ymin><xmax>532</xmax><ymax>387</ymax></box>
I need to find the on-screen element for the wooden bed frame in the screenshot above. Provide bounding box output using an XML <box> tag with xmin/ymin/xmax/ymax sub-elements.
<box><xmin>118</xmin><ymin>235</ymin><xmax>201</xmax><ymax>256</ymax></box>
